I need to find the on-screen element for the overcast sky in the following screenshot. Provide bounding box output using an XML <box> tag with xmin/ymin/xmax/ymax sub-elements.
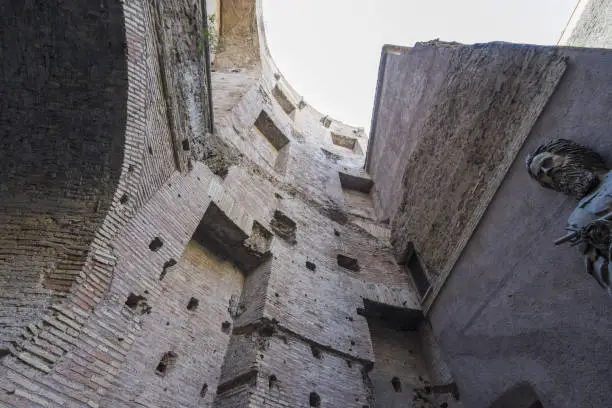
<box><xmin>262</xmin><ymin>0</ymin><xmax>578</xmax><ymax>130</ymax></box>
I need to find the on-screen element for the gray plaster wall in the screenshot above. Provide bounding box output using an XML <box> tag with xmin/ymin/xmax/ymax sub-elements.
<box><xmin>562</xmin><ymin>0</ymin><xmax>612</xmax><ymax>48</ymax></box>
<box><xmin>366</xmin><ymin>45</ymin><xmax>452</xmax><ymax>224</ymax></box>
<box><xmin>429</xmin><ymin>47</ymin><xmax>612</xmax><ymax>408</ymax></box>
<box><xmin>367</xmin><ymin>41</ymin><xmax>566</xmax><ymax>295</ymax></box>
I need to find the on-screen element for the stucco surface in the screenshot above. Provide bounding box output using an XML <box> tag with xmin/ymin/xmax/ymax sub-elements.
<box><xmin>565</xmin><ymin>0</ymin><xmax>612</xmax><ymax>48</ymax></box>
<box><xmin>369</xmin><ymin>42</ymin><xmax>567</xmax><ymax>291</ymax></box>
<box><xmin>429</xmin><ymin>47</ymin><xmax>612</xmax><ymax>408</ymax></box>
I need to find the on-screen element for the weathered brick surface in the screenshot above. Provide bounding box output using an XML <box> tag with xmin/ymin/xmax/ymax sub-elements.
<box><xmin>253</xmin><ymin>333</ymin><xmax>370</xmax><ymax>407</ymax></box>
<box><xmin>0</xmin><ymin>1</ymin><xmax>443</xmax><ymax>407</ymax></box>
<box><xmin>0</xmin><ymin>0</ymin><xmax>128</xmax><ymax>348</ymax></box>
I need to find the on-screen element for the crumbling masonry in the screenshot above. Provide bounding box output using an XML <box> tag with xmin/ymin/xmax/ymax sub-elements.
<box><xmin>0</xmin><ymin>0</ymin><xmax>611</xmax><ymax>407</ymax></box>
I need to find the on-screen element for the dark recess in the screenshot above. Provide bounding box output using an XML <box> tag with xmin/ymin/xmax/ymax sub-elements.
<box><xmin>401</xmin><ymin>242</ymin><xmax>431</xmax><ymax>298</ymax></box>
<box><xmin>270</xmin><ymin>210</ymin><xmax>297</xmax><ymax>244</ymax></box>
<box><xmin>268</xmin><ymin>374</ymin><xmax>277</xmax><ymax>389</ymax></box>
<box><xmin>187</xmin><ymin>297</ymin><xmax>199</xmax><ymax>311</ymax></box>
<box><xmin>160</xmin><ymin>258</ymin><xmax>177</xmax><ymax>280</ymax></box>
<box><xmin>149</xmin><ymin>237</ymin><xmax>163</xmax><ymax>251</ymax></box>
<box><xmin>192</xmin><ymin>203</ymin><xmax>271</xmax><ymax>273</ymax></box>
<box><xmin>357</xmin><ymin>298</ymin><xmax>423</xmax><ymax>331</ymax></box>
<box><xmin>125</xmin><ymin>293</ymin><xmax>151</xmax><ymax>315</ymax></box>
<box><xmin>221</xmin><ymin>321</ymin><xmax>231</xmax><ymax>333</ymax></box>
<box><xmin>391</xmin><ymin>377</ymin><xmax>402</xmax><ymax>392</ymax></box>
<box><xmin>156</xmin><ymin>352</ymin><xmax>178</xmax><ymax>376</ymax></box>
<box><xmin>309</xmin><ymin>392</ymin><xmax>321</xmax><ymax>407</ymax></box>
<box><xmin>337</xmin><ymin>254</ymin><xmax>359</xmax><ymax>272</ymax></box>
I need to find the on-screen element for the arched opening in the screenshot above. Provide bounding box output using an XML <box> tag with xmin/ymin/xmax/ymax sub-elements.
<box><xmin>309</xmin><ymin>392</ymin><xmax>321</xmax><ymax>407</ymax></box>
<box><xmin>391</xmin><ymin>377</ymin><xmax>402</xmax><ymax>392</ymax></box>
<box><xmin>489</xmin><ymin>383</ymin><xmax>543</xmax><ymax>408</ymax></box>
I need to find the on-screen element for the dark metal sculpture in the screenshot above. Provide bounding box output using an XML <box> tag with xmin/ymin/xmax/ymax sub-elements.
<box><xmin>527</xmin><ymin>139</ymin><xmax>611</xmax><ymax>296</ymax></box>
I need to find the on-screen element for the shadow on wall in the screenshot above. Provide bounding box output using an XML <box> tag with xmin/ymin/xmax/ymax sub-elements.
<box><xmin>489</xmin><ymin>383</ymin><xmax>543</xmax><ymax>408</ymax></box>
<box><xmin>0</xmin><ymin>1</ymin><xmax>128</xmax><ymax>345</ymax></box>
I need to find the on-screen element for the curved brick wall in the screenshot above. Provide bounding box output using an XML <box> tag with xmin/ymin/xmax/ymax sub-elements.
<box><xmin>0</xmin><ymin>1</ymin><xmax>451</xmax><ymax>407</ymax></box>
<box><xmin>0</xmin><ymin>0</ymin><xmax>128</xmax><ymax>349</ymax></box>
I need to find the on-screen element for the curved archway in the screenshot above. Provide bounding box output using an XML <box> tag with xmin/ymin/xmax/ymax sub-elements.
<box><xmin>0</xmin><ymin>1</ymin><xmax>128</xmax><ymax>347</ymax></box>
<box><xmin>490</xmin><ymin>383</ymin><xmax>543</xmax><ymax>408</ymax></box>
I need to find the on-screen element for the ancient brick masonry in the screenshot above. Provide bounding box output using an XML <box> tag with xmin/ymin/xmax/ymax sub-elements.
<box><xmin>0</xmin><ymin>1</ymin><xmax>457</xmax><ymax>408</ymax></box>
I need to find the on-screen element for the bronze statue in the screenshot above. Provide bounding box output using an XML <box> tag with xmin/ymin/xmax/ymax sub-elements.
<box><xmin>527</xmin><ymin>139</ymin><xmax>612</xmax><ymax>297</ymax></box>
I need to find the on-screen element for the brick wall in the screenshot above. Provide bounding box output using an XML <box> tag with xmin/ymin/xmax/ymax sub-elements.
<box><xmin>0</xmin><ymin>0</ymin><xmax>434</xmax><ymax>407</ymax></box>
<box><xmin>0</xmin><ymin>0</ymin><xmax>128</xmax><ymax>350</ymax></box>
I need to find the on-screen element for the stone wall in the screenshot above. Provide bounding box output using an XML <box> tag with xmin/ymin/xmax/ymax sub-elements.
<box><xmin>428</xmin><ymin>46</ymin><xmax>612</xmax><ymax>408</ymax></box>
<box><xmin>559</xmin><ymin>0</ymin><xmax>612</xmax><ymax>48</ymax></box>
<box><xmin>0</xmin><ymin>1</ymin><xmax>435</xmax><ymax>407</ymax></box>
<box><xmin>367</xmin><ymin>39</ymin><xmax>612</xmax><ymax>408</ymax></box>
<box><xmin>0</xmin><ymin>0</ymin><xmax>212</xmax><ymax>405</ymax></box>
<box><xmin>367</xmin><ymin>42</ymin><xmax>567</xmax><ymax>303</ymax></box>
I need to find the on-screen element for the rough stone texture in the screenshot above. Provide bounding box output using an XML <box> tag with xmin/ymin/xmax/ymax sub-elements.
<box><xmin>101</xmin><ymin>238</ymin><xmax>244</xmax><ymax>408</ymax></box>
<box><xmin>367</xmin><ymin>27</ymin><xmax>612</xmax><ymax>407</ymax></box>
<box><xmin>213</xmin><ymin>0</ymin><xmax>260</xmax><ymax>70</ymax></box>
<box><xmin>368</xmin><ymin>42</ymin><xmax>567</xmax><ymax>291</ymax></box>
<box><xmin>0</xmin><ymin>1</ymin><xmax>434</xmax><ymax>407</ymax></box>
<box><xmin>0</xmin><ymin>0</ymin><xmax>212</xmax><ymax>405</ymax></box>
<box><xmin>6</xmin><ymin>0</ymin><xmax>605</xmax><ymax>407</ymax></box>
<box><xmin>561</xmin><ymin>0</ymin><xmax>612</xmax><ymax>48</ymax></box>
<box><xmin>427</xmin><ymin>47</ymin><xmax>612</xmax><ymax>408</ymax></box>
<box><xmin>367</xmin><ymin>320</ymin><xmax>457</xmax><ymax>408</ymax></box>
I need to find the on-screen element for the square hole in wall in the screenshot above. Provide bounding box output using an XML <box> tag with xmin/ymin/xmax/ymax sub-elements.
<box><xmin>254</xmin><ymin>111</ymin><xmax>289</xmax><ymax>150</ymax></box>
<box><xmin>187</xmin><ymin>297</ymin><xmax>199</xmax><ymax>311</ymax></box>
<box><xmin>339</xmin><ymin>172</ymin><xmax>375</xmax><ymax>219</ymax></box>
<box><xmin>402</xmin><ymin>242</ymin><xmax>431</xmax><ymax>299</ymax></box>
<box><xmin>155</xmin><ymin>351</ymin><xmax>178</xmax><ymax>376</ymax></box>
<box><xmin>270</xmin><ymin>210</ymin><xmax>297</xmax><ymax>245</ymax></box>
<box><xmin>357</xmin><ymin>298</ymin><xmax>423</xmax><ymax>331</ymax></box>
<box><xmin>331</xmin><ymin>132</ymin><xmax>363</xmax><ymax>155</ymax></box>
<box><xmin>253</xmin><ymin>111</ymin><xmax>290</xmax><ymax>173</ymax></box>
<box><xmin>337</xmin><ymin>254</ymin><xmax>360</xmax><ymax>272</ymax></box>
<box><xmin>272</xmin><ymin>85</ymin><xmax>296</xmax><ymax>117</ymax></box>
<box><xmin>339</xmin><ymin>172</ymin><xmax>373</xmax><ymax>194</ymax></box>
<box><xmin>191</xmin><ymin>203</ymin><xmax>271</xmax><ymax>274</ymax></box>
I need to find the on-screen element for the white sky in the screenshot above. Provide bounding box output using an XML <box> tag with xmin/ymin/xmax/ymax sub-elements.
<box><xmin>262</xmin><ymin>0</ymin><xmax>578</xmax><ymax>130</ymax></box>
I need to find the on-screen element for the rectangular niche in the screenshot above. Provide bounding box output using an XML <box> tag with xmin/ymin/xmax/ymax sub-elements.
<box><xmin>270</xmin><ymin>210</ymin><xmax>297</xmax><ymax>245</ymax></box>
<box><xmin>402</xmin><ymin>243</ymin><xmax>431</xmax><ymax>299</ymax></box>
<box><xmin>337</xmin><ymin>254</ymin><xmax>360</xmax><ymax>272</ymax></box>
<box><xmin>339</xmin><ymin>172</ymin><xmax>373</xmax><ymax>194</ymax></box>
<box><xmin>191</xmin><ymin>203</ymin><xmax>272</xmax><ymax>274</ymax></box>
<box><xmin>331</xmin><ymin>132</ymin><xmax>363</xmax><ymax>155</ymax></box>
<box><xmin>361</xmin><ymin>299</ymin><xmax>428</xmax><ymax>408</ymax></box>
<box><xmin>272</xmin><ymin>85</ymin><xmax>296</xmax><ymax>117</ymax></box>
<box><xmin>358</xmin><ymin>299</ymin><xmax>423</xmax><ymax>331</ymax></box>
<box><xmin>254</xmin><ymin>111</ymin><xmax>289</xmax><ymax>150</ymax></box>
<box><xmin>253</xmin><ymin>111</ymin><xmax>290</xmax><ymax>173</ymax></box>
<box><xmin>339</xmin><ymin>171</ymin><xmax>374</xmax><ymax>219</ymax></box>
